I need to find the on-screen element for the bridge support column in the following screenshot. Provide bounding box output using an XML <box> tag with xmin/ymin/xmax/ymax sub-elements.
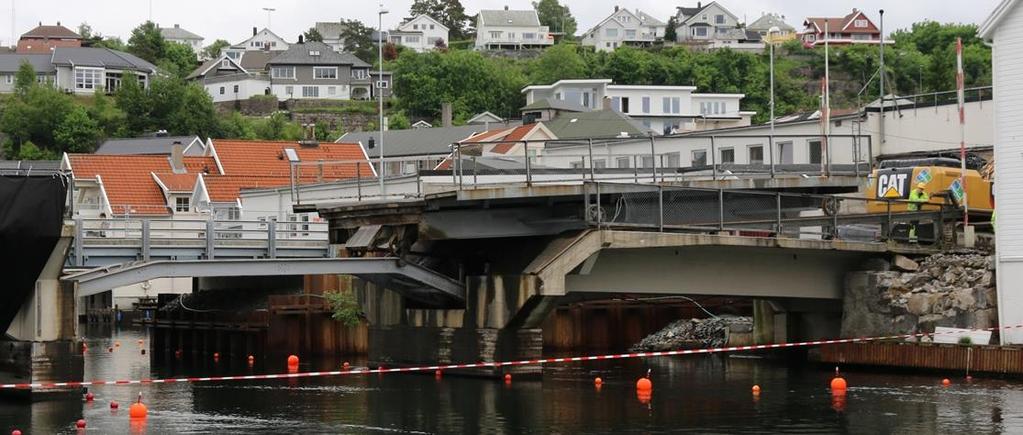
<box><xmin>361</xmin><ymin>275</ymin><xmax>556</xmax><ymax>378</ymax></box>
<box><xmin>1</xmin><ymin>225</ymin><xmax>82</xmax><ymax>400</ymax></box>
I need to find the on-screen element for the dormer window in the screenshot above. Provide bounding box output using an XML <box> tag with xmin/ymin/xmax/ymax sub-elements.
<box><xmin>854</xmin><ymin>19</ymin><xmax>867</xmax><ymax>28</ymax></box>
<box><xmin>175</xmin><ymin>197</ymin><xmax>190</xmax><ymax>213</ymax></box>
<box><xmin>309</xmin><ymin>50</ymin><xmax>321</xmax><ymax>56</ymax></box>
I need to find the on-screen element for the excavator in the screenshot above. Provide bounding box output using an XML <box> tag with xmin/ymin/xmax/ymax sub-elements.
<box><xmin>865</xmin><ymin>157</ymin><xmax>994</xmax><ymax>214</ymax></box>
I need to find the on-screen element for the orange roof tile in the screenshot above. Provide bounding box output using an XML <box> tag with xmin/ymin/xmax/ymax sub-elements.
<box><xmin>490</xmin><ymin>125</ymin><xmax>535</xmax><ymax>154</ymax></box>
<box><xmin>212</xmin><ymin>140</ymin><xmax>371</xmax><ymax>179</ymax></box>
<box><xmin>69</xmin><ymin>154</ymin><xmax>218</xmax><ymax>216</ymax></box>
<box><xmin>153</xmin><ymin>172</ymin><xmax>199</xmax><ymax>192</ymax></box>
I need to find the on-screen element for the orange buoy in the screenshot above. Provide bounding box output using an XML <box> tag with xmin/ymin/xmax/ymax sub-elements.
<box><xmin>636</xmin><ymin>377</ymin><xmax>653</xmax><ymax>391</ymax></box>
<box><xmin>85</xmin><ymin>392</ymin><xmax>94</xmax><ymax>401</ymax></box>
<box><xmin>942</xmin><ymin>378</ymin><xmax>951</xmax><ymax>386</ymax></box>
<box><xmin>966</xmin><ymin>375</ymin><xmax>973</xmax><ymax>381</ymax></box>
<box><xmin>12</xmin><ymin>429</ymin><xmax>22</xmax><ymax>435</ymax></box>
<box><xmin>830</xmin><ymin>377</ymin><xmax>847</xmax><ymax>391</ymax></box>
<box><xmin>174</xmin><ymin>349</ymin><xmax>182</xmax><ymax>358</ymax></box>
<box><xmin>247</xmin><ymin>355</ymin><xmax>255</xmax><ymax>364</ymax></box>
<box><xmin>129</xmin><ymin>402</ymin><xmax>148</xmax><ymax>419</ymax></box>
<box><xmin>110</xmin><ymin>401</ymin><xmax>119</xmax><ymax>409</ymax></box>
<box><xmin>114</xmin><ymin>341</ymin><xmax>121</xmax><ymax>347</ymax></box>
<box><xmin>75</xmin><ymin>419</ymin><xmax>86</xmax><ymax>429</ymax></box>
<box><xmin>504</xmin><ymin>373</ymin><xmax>512</xmax><ymax>382</ymax></box>
<box><xmin>435</xmin><ymin>369</ymin><xmax>443</xmax><ymax>377</ymax></box>
<box><xmin>213</xmin><ymin>352</ymin><xmax>220</xmax><ymax>360</ymax></box>
<box><xmin>752</xmin><ymin>385</ymin><xmax>761</xmax><ymax>394</ymax></box>
<box><xmin>287</xmin><ymin>355</ymin><xmax>299</xmax><ymax>366</ymax></box>
<box><xmin>342</xmin><ymin>361</ymin><xmax>350</xmax><ymax>370</ymax></box>
<box><xmin>594</xmin><ymin>377</ymin><xmax>603</xmax><ymax>386</ymax></box>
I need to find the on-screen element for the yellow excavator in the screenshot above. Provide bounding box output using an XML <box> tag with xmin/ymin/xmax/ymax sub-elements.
<box><xmin>865</xmin><ymin>158</ymin><xmax>993</xmax><ymax>214</ymax></box>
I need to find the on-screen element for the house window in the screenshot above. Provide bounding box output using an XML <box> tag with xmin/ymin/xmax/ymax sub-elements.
<box><xmin>523</xmin><ymin>33</ymin><xmax>536</xmax><ymax>40</ymax></box>
<box><xmin>611</xmin><ymin>96</ymin><xmax>621</xmax><ymax>111</ymax></box>
<box><xmin>625</xmin><ymin>29</ymin><xmax>637</xmax><ymax>39</ymax></box>
<box><xmin>352</xmin><ymin>69</ymin><xmax>369</xmax><ymax>79</ymax></box>
<box><xmin>328</xmin><ymin>86</ymin><xmax>336</xmax><ymax>96</ymax></box>
<box><xmin>74</xmin><ymin>67</ymin><xmax>102</xmax><ymax>90</ymax></box>
<box><xmin>406</xmin><ymin>36</ymin><xmax>421</xmax><ymax>44</ymax></box>
<box><xmin>430</xmin><ymin>24</ymin><xmax>435</xmax><ymax>30</ymax></box>
<box><xmin>302</xmin><ymin>86</ymin><xmax>319</xmax><ymax>97</ymax></box>
<box><xmin>313</xmin><ymin>67</ymin><xmax>338</xmax><ymax>79</ymax></box>
<box><xmin>671</xmin><ymin>97</ymin><xmax>680</xmax><ymax>114</ymax></box>
<box><xmin>413</xmin><ymin>24</ymin><xmax>419</xmax><ymax>30</ymax></box>
<box><xmin>662</xmin><ymin>97</ymin><xmax>670</xmax><ymax>113</ymax></box>
<box><xmin>582</xmin><ymin>92</ymin><xmax>591</xmax><ymax>108</ymax></box>
<box><xmin>175</xmin><ymin>197</ymin><xmax>190</xmax><ymax>213</ymax></box>
<box><xmin>721</xmin><ymin>102</ymin><xmax>727</xmax><ymax>114</ymax></box>
<box><xmin>855</xmin><ymin>19</ymin><xmax>867</xmax><ymax>28</ymax></box>
<box><xmin>666</xmin><ymin>152</ymin><xmax>681</xmax><ymax>167</ymax></box>
<box><xmin>593</xmin><ymin>159</ymin><xmax>607</xmax><ymax>169</ymax></box>
<box><xmin>219</xmin><ymin>86</ymin><xmax>225</xmax><ymax>95</ymax></box>
<box><xmin>621</xmin><ymin>97</ymin><xmax>630</xmax><ymax>113</ymax></box>
<box><xmin>720</xmin><ymin>147</ymin><xmax>735</xmax><ymax>164</ymax></box>
<box><xmin>616</xmin><ymin>157</ymin><xmax>630</xmax><ymax>168</ymax></box>
<box><xmin>233</xmin><ymin>84</ymin><xmax>239</xmax><ymax>93</ymax></box>
<box><xmin>489</xmin><ymin>31</ymin><xmax>502</xmax><ymax>39</ymax></box>
<box><xmin>606</xmin><ymin>42</ymin><xmax>612</xmax><ymax>48</ymax></box>
<box><xmin>642</xmin><ymin>97</ymin><xmax>650</xmax><ymax>114</ymax></box>
<box><xmin>641</xmin><ymin>155</ymin><xmax>654</xmax><ymax>168</ymax></box>
<box><xmin>508</xmin><ymin>32</ymin><xmax>516</xmax><ymax>39</ymax></box>
<box><xmin>606</xmin><ymin>28</ymin><xmax>619</xmax><ymax>38</ymax></box>
<box><xmin>694</xmin><ymin>27</ymin><xmax>707</xmax><ymax>37</ymax></box>
<box><xmin>271</xmin><ymin>66</ymin><xmax>295</xmax><ymax>79</ymax></box>
<box><xmin>715</xmin><ymin>14</ymin><xmax>725</xmax><ymax>24</ymax></box>
<box><xmin>691</xmin><ymin>150</ymin><xmax>707</xmax><ymax>166</ymax></box>
<box><xmin>3</xmin><ymin>75</ymin><xmax>12</xmax><ymax>84</ymax></box>
<box><xmin>285</xmin><ymin>85</ymin><xmax>294</xmax><ymax>95</ymax></box>
<box><xmin>221</xmin><ymin>59</ymin><xmax>230</xmax><ymax>68</ymax></box>
<box><xmin>809</xmin><ymin>140</ymin><xmax>823</xmax><ymax>164</ymax></box>
<box><xmin>620</xmin><ymin>16</ymin><xmax>630</xmax><ymax>23</ymax></box>
<box><xmin>749</xmin><ymin>145</ymin><xmax>764</xmax><ymax>165</ymax></box>
<box><xmin>853</xmin><ymin>33</ymin><xmax>871</xmax><ymax>40</ymax></box>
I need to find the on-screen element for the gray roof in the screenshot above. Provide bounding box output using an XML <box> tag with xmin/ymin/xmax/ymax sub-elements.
<box><xmin>480</xmin><ymin>9</ymin><xmax>541</xmax><ymax>27</ymax></box>
<box><xmin>315</xmin><ymin>22</ymin><xmax>348</xmax><ymax>40</ymax></box>
<box><xmin>544</xmin><ymin>110</ymin><xmax>653</xmax><ymax>140</ymax></box>
<box><xmin>268</xmin><ymin>41</ymin><xmax>371</xmax><ymax>67</ymax></box>
<box><xmin>747</xmin><ymin>13</ymin><xmax>796</xmax><ymax>32</ymax></box>
<box><xmin>95</xmin><ymin>136</ymin><xmax>203</xmax><ymax>155</ymax></box>
<box><xmin>0</xmin><ymin>54</ymin><xmax>56</xmax><ymax>73</ymax></box>
<box><xmin>634</xmin><ymin>10</ymin><xmax>667</xmax><ymax>26</ymax></box>
<box><xmin>676</xmin><ymin>5</ymin><xmax>706</xmax><ymax>18</ymax></box>
<box><xmin>340</xmin><ymin>124</ymin><xmax>520</xmax><ymax>158</ymax></box>
<box><xmin>160</xmin><ymin>25</ymin><xmax>203</xmax><ymax>40</ymax></box>
<box><xmin>521</xmin><ymin>98</ymin><xmax>589</xmax><ymax>113</ymax></box>
<box><xmin>51</xmin><ymin>47</ymin><xmax>157</xmax><ymax>72</ymax></box>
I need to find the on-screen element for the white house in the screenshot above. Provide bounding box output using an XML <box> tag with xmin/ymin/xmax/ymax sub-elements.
<box><xmin>390</xmin><ymin>15</ymin><xmax>449</xmax><ymax>52</ymax></box>
<box><xmin>522</xmin><ymin>79</ymin><xmax>753</xmax><ymax>134</ymax></box>
<box><xmin>238</xmin><ymin>27</ymin><xmax>290</xmax><ymax>52</ymax></box>
<box><xmin>674</xmin><ymin>2</ymin><xmax>763</xmax><ymax>52</ymax></box>
<box><xmin>980</xmin><ymin>0</ymin><xmax>1023</xmax><ymax>344</ymax></box>
<box><xmin>475</xmin><ymin>7</ymin><xmax>554</xmax><ymax>50</ymax></box>
<box><xmin>581</xmin><ymin>7</ymin><xmax>666</xmax><ymax>52</ymax></box>
<box><xmin>186</xmin><ymin>55</ymin><xmax>270</xmax><ymax>103</ymax></box>
<box><xmin>160</xmin><ymin>24</ymin><xmax>204</xmax><ymax>59</ymax></box>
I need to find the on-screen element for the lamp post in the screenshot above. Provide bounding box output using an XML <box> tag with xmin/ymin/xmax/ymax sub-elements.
<box><xmin>378</xmin><ymin>5</ymin><xmax>389</xmax><ymax>197</ymax></box>
<box><xmin>768</xmin><ymin>26</ymin><xmax>779</xmax><ymax>156</ymax></box>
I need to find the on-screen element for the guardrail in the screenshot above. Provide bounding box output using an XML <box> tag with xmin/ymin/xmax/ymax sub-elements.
<box><xmin>291</xmin><ymin>133</ymin><xmax>874</xmax><ymax>205</ymax></box>
<box><xmin>582</xmin><ymin>181</ymin><xmax>954</xmax><ymax>245</ymax></box>
<box><xmin>68</xmin><ymin>218</ymin><xmax>330</xmax><ymax>268</ymax></box>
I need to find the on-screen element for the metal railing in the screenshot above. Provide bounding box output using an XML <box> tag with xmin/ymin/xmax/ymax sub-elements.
<box><xmin>291</xmin><ymin>133</ymin><xmax>874</xmax><ymax>205</ymax></box>
<box><xmin>582</xmin><ymin>181</ymin><xmax>953</xmax><ymax>245</ymax></box>
<box><xmin>68</xmin><ymin>218</ymin><xmax>330</xmax><ymax>268</ymax></box>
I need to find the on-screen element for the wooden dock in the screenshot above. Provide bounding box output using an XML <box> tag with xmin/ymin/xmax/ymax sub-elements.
<box><xmin>817</xmin><ymin>341</ymin><xmax>1023</xmax><ymax>376</ymax></box>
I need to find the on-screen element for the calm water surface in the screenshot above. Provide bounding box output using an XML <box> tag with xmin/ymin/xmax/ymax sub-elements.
<box><xmin>2</xmin><ymin>326</ymin><xmax>1022</xmax><ymax>434</ymax></box>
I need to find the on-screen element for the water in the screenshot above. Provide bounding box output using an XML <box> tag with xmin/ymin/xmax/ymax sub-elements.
<box><xmin>3</xmin><ymin>326</ymin><xmax>1023</xmax><ymax>434</ymax></box>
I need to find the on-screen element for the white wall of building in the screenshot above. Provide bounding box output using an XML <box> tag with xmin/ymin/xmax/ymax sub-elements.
<box><xmin>206</xmin><ymin>78</ymin><xmax>270</xmax><ymax>103</ymax></box>
<box><xmin>270</xmin><ymin>83</ymin><xmax>351</xmax><ymax>100</ymax></box>
<box><xmin>985</xmin><ymin>0</ymin><xmax>1023</xmax><ymax>344</ymax></box>
<box><xmin>475</xmin><ymin>24</ymin><xmax>553</xmax><ymax>48</ymax></box>
<box><xmin>396</xmin><ymin>16</ymin><xmax>449</xmax><ymax>51</ymax></box>
<box><xmin>867</xmin><ymin>100</ymin><xmax>994</xmax><ymax>155</ymax></box>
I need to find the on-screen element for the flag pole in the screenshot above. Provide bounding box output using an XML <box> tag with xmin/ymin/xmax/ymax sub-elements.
<box><xmin>823</xmin><ymin>22</ymin><xmax>830</xmax><ymax>176</ymax></box>
<box><xmin>957</xmin><ymin>37</ymin><xmax>968</xmax><ymax>226</ymax></box>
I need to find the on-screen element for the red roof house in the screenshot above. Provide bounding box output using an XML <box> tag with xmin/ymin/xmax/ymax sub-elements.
<box><xmin>800</xmin><ymin>9</ymin><xmax>886</xmax><ymax>47</ymax></box>
<box><xmin>17</xmin><ymin>22</ymin><xmax>82</xmax><ymax>54</ymax></box>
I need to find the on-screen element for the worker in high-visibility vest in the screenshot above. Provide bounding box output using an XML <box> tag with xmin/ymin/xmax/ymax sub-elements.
<box><xmin>908</xmin><ymin>183</ymin><xmax>930</xmax><ymax>242</ymax></box>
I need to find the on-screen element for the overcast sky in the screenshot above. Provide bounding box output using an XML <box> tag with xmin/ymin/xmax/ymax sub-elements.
<box><xmin>0</xmin><ymin>0</ymin><xmax>1002</xmax><ymax>47</ymax></box>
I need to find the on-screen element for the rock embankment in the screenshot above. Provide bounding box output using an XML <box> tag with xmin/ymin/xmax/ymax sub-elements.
<box><xmin>842</xmin><ymin>251</ymin><xmax>996</xmax><ymax>338</ymax></box>
<box><xmin>631</xmin><ymin>316</ymin><xmax>753</xmax><ymax>351</ymax></box>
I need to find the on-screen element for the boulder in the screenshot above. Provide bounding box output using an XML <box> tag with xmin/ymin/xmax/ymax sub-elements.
<box><xmin>893</xmin><ymin>255</ymin><xmax>920</xmax><ymax>272</ymax></box>
<box><xmin>906</xmin><ymin>294</ymin><xmax>932</xmax><ymax>316</ymax></box>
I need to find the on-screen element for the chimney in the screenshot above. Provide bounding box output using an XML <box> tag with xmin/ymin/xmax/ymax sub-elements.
<box><xmin>253</xmin><ymin>27</ymin><xmax>258</xmax><ymax>36</ymax></box>
<box><xmin>697</xmin><ymin>2</ymin><xmax>701</xmax><ymax>8</ymax></box>
<box><xmin>441</xmin><ymin>103</ymin><xmax>453</xmax><ymax>128</ymax></box>
<box><xmin>170</xmin><ymin>141</ymin><xmax>185</xmax><ymax>173</ymax></box>
<box><xmin>174</xmin><ymin>24</ymin><xmax>180</xmax><ymax>28</ymax></box>
<box><xmin>56</xmin><ymin>21</ymin><xmax>61</xmax><ymax>26</ymax></box>
<box><xmin>614</xmin><ymin>6</ymin><xmax>619</xmax><ymax>12</ymax></box>
<box><xmin>504</xmin><ymin>5</ymin><xmax>509</xmax><ymax>10</ymax></box>
<box><xmin>299</xmin><ymin>124</ymin><xmax>320</xmax><ymax>147</ymax></box>
<box><xmin>298</xmin><ymin>34</ymin><xmax>304</xmax><ymax>44</ymax></box>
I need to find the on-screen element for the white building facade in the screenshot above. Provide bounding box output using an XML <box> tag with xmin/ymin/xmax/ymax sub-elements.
<box><xmin>475</xmin><ymin>8</ymin><xmax>554</xmax><ymax>50</ymax></box>
<box><xmin>160</xmin><ymin>24</ymin><xmax>204</xmax><ymax>59</ymax></box>
<box><xmin>390</xmin><ymin>15</ymin><xmax>449</xmax><ymax>52</ymax></box>
<box><xmin>581</xmin><ymin>7</ymin><xmax>666</xmax><ymax>52</ymax></box>
<box><xmin>980</xmin><ymin>0</ymin><xmax>1023</xmax><ymax>344</ymax></box>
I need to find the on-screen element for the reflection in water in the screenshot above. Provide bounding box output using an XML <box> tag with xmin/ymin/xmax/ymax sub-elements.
<box><xmin>2</xmin><ymin>326</ymin><xmax>1023</xmax><ymax>433</ymax></box>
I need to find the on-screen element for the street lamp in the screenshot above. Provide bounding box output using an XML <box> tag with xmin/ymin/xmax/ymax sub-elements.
<box><xmin>378</xmin><ymin>5</ymin><xmax>389</xmax><ymax>197</ymax></box>
<box><xmin>768</xmin><ymin>26</ymin><xmax>780</xmax><ymax>152</ymax></box>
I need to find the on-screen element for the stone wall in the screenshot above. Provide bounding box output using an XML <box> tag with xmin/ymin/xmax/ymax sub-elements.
<box><xmin>842</xmin><ymin>251</ymin><xmax>997</xmax><ymax>339</ymax></box>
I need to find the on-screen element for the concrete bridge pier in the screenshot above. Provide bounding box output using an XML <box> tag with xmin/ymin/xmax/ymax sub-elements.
<box><xmin>359</xmin><ymin>275</ymin><xmax>556</xmax><ymax>378</ymax></box>
<box><xmin>1</xmin><ymin>224</ymin><xmax>82</xmax><ymax>400</ymax></box>
<box><xmin>752</xmin><ymin>299</ymin><xmax>843</xmax><ymax>345</ymax></box>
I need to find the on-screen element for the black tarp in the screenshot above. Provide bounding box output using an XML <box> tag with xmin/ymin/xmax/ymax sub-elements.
<box><xmin>0</xmin><ymin>174</ymin><xmax>67</xmax><ymax>333</ymax></box>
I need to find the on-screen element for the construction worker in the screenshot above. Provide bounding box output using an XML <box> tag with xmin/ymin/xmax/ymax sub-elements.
<box><xmin>908</xmin><ymin>183</ymin><xmax>930</xmax><ymax>242</ymax></box>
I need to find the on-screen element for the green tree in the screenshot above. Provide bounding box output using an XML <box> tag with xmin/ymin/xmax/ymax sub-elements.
<box><xmin>391</xmin><ymin>50</ymin><xmax>527</xmax><ymax>120</ymax></box>
<box><xmin>160</xmin><ymin>41</ymin><xmax>199</xmax><ymax>78</ymax></box>
<box><xmin>127</xmin><ymin>21</ymin><xmax>166</xmax><ymax>64</ymax></box>
<box><xmin>533</xmin><ymin>0</ymin><xmax>577</xmax><ymax>37</ymax></box>
<box><xmin>203</xmin><ymin>39</ymin><xmax>231</xmax><ymax>59</ymax></box>
<box><xmin>168</xmin><ymin>83</ymin><xmax>218</xmax><ymax>137</ymax></box>
<box><xmin>94</xmin><ymin>37</ymin><xmax>126</xmax><ymax>51</ymax></box>
<box><xmin>529</xmin><ymin>43</ymin><xmax>587</xmax><ymax>84</ymax></box>
<box><xmin>304</xmin><ymin>28</ymin><xmax>324</xmax><ymax>43</ymax></box>
<box><xmin>14</xmin><ymin>61</ymin><xmax>37</xmax><ymax>95</ymax></box>
<box><xmin>409</xmin><ymin>0</ymin><xmax>470</xmax><ymax>40</ymax></box>
<box><xmin>114</xmin><ymin>75</ymin><xmax>151</xmax><ymax>135</ymax></box>
<box><xmin>55</xmin><ymin>106</ymin><xmax>101</xmax><ymax>153</ymax></box>
<box><xmin>664</xmin><ymin>16</ymin><xmax>678</xmax><ymax>42</ymax></box>
<box><xmin>7</xmin><ymin>141</ymin><xmax>59</xmax><ymax>160</ymax></box>
<box><xmin>340</xmin><ymin>20</ymin><xmax>375</xmax><ymax>62</ymax></box>
<box><xmin>89</xmin><ymin>91</ymin><xmax>126</xmax><ymax>136</ymax></box>
<box><xmin>388</xmin><ymin>111</ymin><xmax>411</xmax><ymax>130</ymax></box>
<box><xmin>217</xmin><ymin>112</ymin><xmax>258</xmax><ymax>139</ymax></box>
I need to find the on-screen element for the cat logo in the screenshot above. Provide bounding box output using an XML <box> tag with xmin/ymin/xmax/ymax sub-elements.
<box><xmin>876</xmin><ymin>170</ymin><xmax>911</xmax><ymax>199</ymax></box>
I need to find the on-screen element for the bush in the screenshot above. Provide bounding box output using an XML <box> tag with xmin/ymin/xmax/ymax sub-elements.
<box><xmin>324</xmin><ymin>291</ymin><xmax>362</xmax><ymax>327</ymax></box>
